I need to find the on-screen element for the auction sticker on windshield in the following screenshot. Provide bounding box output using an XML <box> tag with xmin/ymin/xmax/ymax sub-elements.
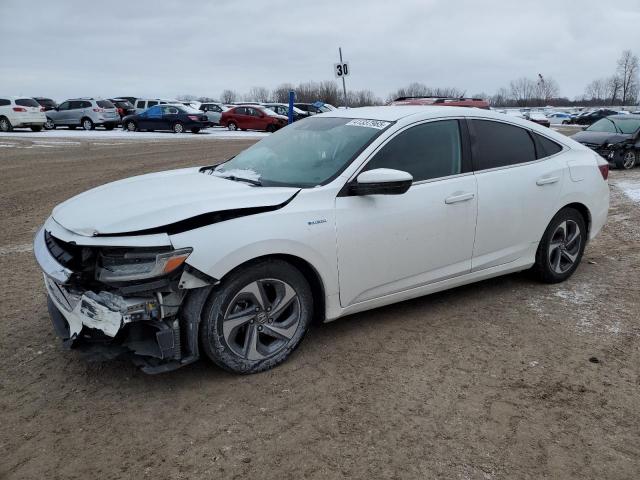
<box><xmin>345</xmin><ymin>119</ymin><xmax>391</xmax><ymax>129</ymax></box>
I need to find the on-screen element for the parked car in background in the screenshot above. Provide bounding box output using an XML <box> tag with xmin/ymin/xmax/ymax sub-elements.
<box><xmin>45</xmin><ymin>98</ymin><xmax>119</xmax><ymax>130</ymax></box>
<box><xmin>33</xmin><ymin>97</ymin><xmax>58</xmax><ymax>111</ymax></box>
<box><xmin>262</xmin><ymin>103</ymin><xmax>310</xmax><ymax>121</ymax></box>
<box><xmin>504</xmin><ymin>109</ymin><xmax>525</xmax><ymax>119</ymax></box>
<box><xmin>115</xmin><ymin>96</ymin><xmax>138</xmax><ymax>105</ymax></box>
<box><xmin>390</xmin><ymin>96</ymin><xmax>490</xmax><ymax>109</ymax></box>
<box><xmin>134</xmin><ymin>98</ymin><xmax>170</xmax><ymax>114</ymax></box>
<box><xmin>294</xmin><ymin>102</ymin><xmax>336</xmax><ymax>115</ymax></box>
<box><xmin>547</xmin><ymin>112</ymin><xmax>573</xmax><ymax>125</ymax></box>
<box><xmin>109</xmin><ymin>98</ymin><xmax>136</xmax><ymax>119</ymax></box>
<box><xmin>525</xmin><ymin>111</ymin><xmax>551</xmax><ymax>128</ymax></box>
<box><xmin>34</xmin><ymin>106</ymin><xmax>609</xmax><ymax>374</ymax></box>
<box><xmin>0</xmin><ymin>96</ymin><xmax>47</xmax><ymax>132</ymax></box>
<box><xmin>568</xmin><ymin>108</ymin><xmax>618</xmax><ymax>126</ymax></box>
<box><xmin>220</xmin><ymin>105</ymin><xmax>287</xmax><ymax>132</ymax></box>
<box><xmin>199</xmin><ymin>102</ymin><xmax>226</xmax><ymax>125</ymax></box>
<box><xmin>122</xmin><ymin>104</ymin><xmax>209</xmax><ymax>134</ymax></box>
<box><xmin>571</xmin><ymin>114</ymin><xmax>640</xmax><ymax>169</ymax></box>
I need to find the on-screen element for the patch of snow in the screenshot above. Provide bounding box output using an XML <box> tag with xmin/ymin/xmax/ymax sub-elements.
<box><xmin>612</xmin><ymin>180</ymin><xmax>640</xmax><ymax>204</ymax></box>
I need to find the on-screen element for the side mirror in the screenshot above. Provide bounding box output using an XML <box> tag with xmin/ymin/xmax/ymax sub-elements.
<box><xmin>349</xmin><ymin>168</ymin><xmax>413</xmax><ymax>196</ymax></box>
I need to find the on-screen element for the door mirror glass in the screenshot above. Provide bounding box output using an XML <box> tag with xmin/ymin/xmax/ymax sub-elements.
<box><xmin>350</xmin><ymin>168</ymin><xmax>413</xmax><ymax>196</ymax></box>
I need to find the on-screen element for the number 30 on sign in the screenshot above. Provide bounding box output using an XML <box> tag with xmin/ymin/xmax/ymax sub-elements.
<box><xmin>334</xmin><ymin>62</ymin><xmax>350</xmax><ymax>78</ymax></box>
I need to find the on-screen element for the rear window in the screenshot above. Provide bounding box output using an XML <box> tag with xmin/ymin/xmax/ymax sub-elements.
<box><xmin>16</xmin><ymin>98</ymin><xmax>40</xmax><ymax>107</ymax></box>
<box><xmin>97</xmin><ymin>100</ymin><xmax>114</xmax><ymax>108</ymax></box>
<box><xmin>136</xmin><ymin>101</ymin><xmax>145</xmax><ymax>108</ymax></box>
<box><xmin>0</xmin><ymin>99</ymin><xmax>10</xmax><ymax>106</ymax></box>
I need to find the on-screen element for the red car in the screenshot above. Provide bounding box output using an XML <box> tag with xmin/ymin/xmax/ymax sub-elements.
<box><xmin>390</xmin><ymin>96</ymin><xmax>490</xmax><ymax>109</ymax></box>
<box><xmin>220</xmin><ymin>105</ymin><xmax>288</xmax><ymax>132</ymax></box>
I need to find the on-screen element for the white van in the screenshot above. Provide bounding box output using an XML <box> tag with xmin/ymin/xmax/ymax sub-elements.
<box><xmin>134</xmin><ymin>99</ymin><xmax>170</xmax><ymax>114</ymax></box>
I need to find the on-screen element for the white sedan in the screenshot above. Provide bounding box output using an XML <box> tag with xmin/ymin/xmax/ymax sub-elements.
<box><xmin>34</xmin><ymin>106</ymin><xmax>609</xmax><ymax>374</ymax></box>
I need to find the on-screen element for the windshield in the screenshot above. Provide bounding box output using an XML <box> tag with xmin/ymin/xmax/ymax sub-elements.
<box><xmin>211</xmin><ymin>117</ymin><xmax>392</xmax><ymax>187</ymax></box>
<box><xmin>587</xmin><ymin>117</ymin><xmax>640</xmax><ymax>134</ymax></box>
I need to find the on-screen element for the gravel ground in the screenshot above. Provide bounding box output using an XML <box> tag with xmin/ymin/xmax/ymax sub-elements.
<box><xmin>1</xmin><ymin>136</ymin><xmax>639</xmax><ymax>479</ymax></box>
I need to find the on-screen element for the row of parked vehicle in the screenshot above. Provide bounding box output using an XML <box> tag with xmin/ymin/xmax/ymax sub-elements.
<box><xmin>0</xmin><ymin>95</ymin><xmax>340</xmax><ymax>134</ymax></box>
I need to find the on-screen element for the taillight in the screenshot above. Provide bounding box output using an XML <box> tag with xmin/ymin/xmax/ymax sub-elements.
<box><xmin>12</xmin><ymin>107</ymin><xmax>27</xmax><ymax>112</ymax></box>
<box><xmin>598</xmin><ymin>164</ymin><xmax>609</xmax><ymax>180</ymax></box>
<box><xmin>187</xmin><ymin>115</ymin><xmax>199</xmax><ymax>121</ymax></box>
<box><xmin>40</xmin><ymin>107</ymin><xmax>45</xmax><ymax>112</ymax></box>
<box><xmin>93</xmin><ymin>108</ymin><xmax>104</xmax><ymax>113</ymax></box>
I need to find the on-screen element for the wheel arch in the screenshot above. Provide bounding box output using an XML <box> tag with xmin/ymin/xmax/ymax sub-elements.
<box><xmin>557</xmin><ymin>202</ymin><xmax>592</xmax><ymax>238</ymax></box>
<box><xmin>218</xmin><ymin>253</ymin><xmax>326</xmax><ymax>324</ymax></box>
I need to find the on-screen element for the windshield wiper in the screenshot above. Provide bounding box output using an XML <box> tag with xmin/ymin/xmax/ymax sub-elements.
<box><xmin>216</xmin><ymin>174</ymin><xmax>262</xmax><ymax>186</ymax></box>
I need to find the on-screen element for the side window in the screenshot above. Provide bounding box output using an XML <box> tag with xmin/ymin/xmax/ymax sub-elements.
<box><xmin>136</xmin><ymin>101</ymin><xmax>145</xmax><ymax>109</ymax></box>
<box><xmin>365</xmin><ymin>120</ymin><xmax>462</xmax><ymax>182</ymax></box>
<box><xmin>69</xmin><ymin>101</ymin><xmax>82</xmax><ymax>110</ymax></box>
<box><xmin>532</xmin><ymin>133</ymin><xmax>563</xmax><ymax>158</ymax></box>
<box><xmin>58</xmin><ymin>101</ymin><xmax>70</xmax><ymax>111</ymax></box>
<box><xmin>82</xmin><ymin>101</ymin><xmax>92</xmax><ymax>108</ymax></box>
<box><xmin>470</xmin><ymin>120</ymin><xmax>536</xmax><ymax>170</ymax></box>
<box><xmin>147</xmin><ymin>101</ymin><xmax>158</xmax><ymax>108</ymax></box>
<box><xmin>235</xmin><ymin>107</ymin><xmax>246</xmax><ymax>115</ymax></box>
<box><xmin>0</xmin><ymin>99</ymin><xmax>10</xmax><ymax>106</ymax></box>
<box><xmin>146</xmin><ymin>106</ymin><xmax>162</xmax><ymax>117</ymax></box>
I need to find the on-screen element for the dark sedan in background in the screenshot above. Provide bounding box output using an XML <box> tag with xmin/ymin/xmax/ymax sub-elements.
<box><xmin>122</xmin><ymin>104</ymin><xmax>209</xmax><ymax>134</ymax></box>
<box><xmin>571</xmin><ymin>114</ymin><xmax>640</xmax><ymax>169</ymax></box>
<box><xmin>568</xmin><ymin>108</ymin><xmax>618</xmax><ymax>126</ymax></box>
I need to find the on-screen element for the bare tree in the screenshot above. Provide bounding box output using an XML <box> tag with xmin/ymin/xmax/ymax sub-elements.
<box><xmin>607</xmin><ymin>75</ymin><xmax>623</xmax><ymax>105</ymax></box>
<box><xmin>220</xmin><ymin>89</ymin><xmax>237</xmax><ymax>104</ymax></box>
<box><xmin>272</xmin><ymin>83</ymin><xmax>295</xmax><ymax>103</ymax></box>
<box><xmin>535</xmin><ymin>74</ymin><xmax>559</xmax><ymax>105</ymax></box>
<box><xmin>616</xmin><ymin>50</ymin><xmax>639</xmax><ymax>104</ymax></box>
<box><xmin>509</xmin><ymin>77</ymin><xmax>537</xmax><ymax>106</ymax></box>
<box><xmin>245</xmin><ymin>86</ymin><xmax>271</xmax><ymax>102</ymax></box>
<box><xmin>585</xmin><ymin>78</ymin><xmax>608</xmax><ymax>101</ymax></box>
<box><xmin>386</xmin><ymin>82</ymin><xmax>465</xmax><ymax>103</ymax></box>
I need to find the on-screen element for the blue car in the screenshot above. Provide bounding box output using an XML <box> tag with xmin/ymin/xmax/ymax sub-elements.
<box><xmin>122</xmin><ymin>104</ymin><xmax>209</xmax><ymax>134</ymax></box>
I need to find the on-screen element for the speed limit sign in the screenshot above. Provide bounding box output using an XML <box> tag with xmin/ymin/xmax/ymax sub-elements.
<box><xmin>334</xmin><ymin>62</ymin><xmax>350</xmax><ymax>78</ymax></box>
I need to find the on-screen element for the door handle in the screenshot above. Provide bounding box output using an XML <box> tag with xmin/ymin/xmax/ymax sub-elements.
<box><xmin>445</xmin><ymin>192</ymin><xmax>475</xmax><ymax>204</ymax></box>
<box><xmin>536</xmin><ymin>176</ymin><xmax>559</xmax><ymax>186</ymax></box>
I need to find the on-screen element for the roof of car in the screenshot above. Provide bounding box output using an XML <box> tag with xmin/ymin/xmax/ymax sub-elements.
<box><xmin>608</xmin><ymin>113</ymin><xmax>640</xmax><ymax>119</ymax></box>
<box><xmin>318</xmin><ymin>105</ymin><xmax>509</xmax><ymax>122</ymax></box>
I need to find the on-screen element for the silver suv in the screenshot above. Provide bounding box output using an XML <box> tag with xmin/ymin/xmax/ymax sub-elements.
<box><xmin>45</xmin><ymin>98</ymin><xmax>120</xmax><ymax>130</ymax></box>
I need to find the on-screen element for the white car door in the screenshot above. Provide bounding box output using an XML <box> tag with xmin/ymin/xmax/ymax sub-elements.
<box><xmin>335</xmin><ymin>119</ymin><xmax>478</xmax><ymax>307</ymax></box>
<box><xmin>468</xmin><ymin>119</ymin><xmax>566</xmax><ymax>271</ymax></box>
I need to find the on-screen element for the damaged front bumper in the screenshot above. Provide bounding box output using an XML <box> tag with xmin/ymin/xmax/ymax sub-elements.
<box><xmin>34</xmin><ymin>225</ymin><xmax>214</xmax><ymax>374</ymax></box>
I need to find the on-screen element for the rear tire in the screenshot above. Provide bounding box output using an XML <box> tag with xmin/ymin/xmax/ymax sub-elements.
<box><xmin>30</xmin><ymin>126</ymin><xmax>43</xmax><ymax>132</ymax></box>
<box><xmin>173</xmin><ymin>122</ymin><xmax>184</xmax><ymax>134</ymax></box>
<box><xmin>81</xmin><ymin>118</ymin><xmax>94</xmax><ymax>131</ymax></box>
<box><xmin>0</xmin><ymin>117</ymin><xmax>12</xmax><ymax>132</ymax></box>
<box><xmin>200</xmin><ymin>259</ymin><xmax>313</xmax><ymax>374</ymax></box>
<box><xmin>615</xmin><ymin>150</ymin><xmax>637</xmax><ymax>170</ymax></box>
<box><xmin>191</xmin><ymin>127</ymin><xmax>200</xmax><ymax>134</ymax></box>
<box><xmin>532</xmin><ymin>208</ymin><xmax>586</xmax><ymax>284</ymax></box>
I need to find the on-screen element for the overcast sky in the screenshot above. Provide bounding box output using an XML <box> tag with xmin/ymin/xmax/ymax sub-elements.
<box><xmin>1</xmin><ymin>0</ymin><xmax>639</xmax><ymax>102</ymax></box>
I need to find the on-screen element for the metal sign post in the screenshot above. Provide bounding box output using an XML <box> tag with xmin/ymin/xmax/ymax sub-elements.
<box><xmin>334</xmin><ymin>47</ymin><xmax>349</xmax><ymax>108</ymax></box>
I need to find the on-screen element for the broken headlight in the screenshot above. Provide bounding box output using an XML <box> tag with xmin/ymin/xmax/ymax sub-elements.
<box><xmin>97</xmin><ymin>247</ymin><xmax>192</xmax><ymax>282</ymax></box>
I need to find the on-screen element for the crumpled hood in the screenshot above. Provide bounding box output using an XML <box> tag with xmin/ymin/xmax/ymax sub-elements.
<box><xmin>571</xmin><ymin>131</ymin><xmax>631</xmax><ymax>146</ymax></box>
<box><xmin>52</xmin><ymin>167</ymin><xmax>299</xmax><ymax>237</ymax></box>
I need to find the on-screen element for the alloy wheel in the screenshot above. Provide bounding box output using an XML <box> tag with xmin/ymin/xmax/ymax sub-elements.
<box><xmin>126</xmin><ymin>121</ymin><xmax>136</xmax><ymax>132</ymax></box>
<box><xmin>173</xmin><ymin>122</ymin><xmax>184</xmax><ymax>133</ymax></box>
<box><xmin>548</xmin><ymin>220</ymin><xmax>582</xmax><ymax>274</ymax></box>
<box><xmin>82</xmin><ymin>119</ymin><xmax>93</xmax><ymax>130</ymax></box>
<box><xmin>0</xmin><ymin>118</ymin><xmax>10</xmax><ymax>132</ymax></box>
<box><xmin>622</xmin><ymin>151</ymin><xmax>636</xmax><ymax>169</ymax></box>
<box><xmin>222</xmin><ymin>278</ymin><xmax>301</xmax><ymax>361</ymax></box>
<box><xmin>44</xmin><ymin>118</ymin><xmax>55</xmax><ymax>130</ymax></box>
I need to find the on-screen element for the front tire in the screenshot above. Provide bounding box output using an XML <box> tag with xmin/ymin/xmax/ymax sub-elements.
<box><xmin>227</xmin><ymin>122</ymin><xmax>238</xmax><ymax>131</ymax></box>
<box><xmin>533</xmin><ymin>208</ymin><xmax>586</xmax><ymax>283</ymax></box>
<box><xmin>266</xmin><ymin>124</ymin><xmax>276</xmax><ymax>133</ymax></box>
<box><xmin>44</xmin><ymin>118</ymin><xmax>55</xmax><ymax>130</ymax></box>
<box><xmin>615</xmin><ymin>150</ymin><xmax>637</xmax><ymax>170</ymax></box>
<box><xmin>125</xmin><ymin>120</ymin><xmax>137</xmax><ymax>132</ymax></box>
<box><xmin>81</xmin><ymin>118</ymin><xmax>94</xmax><ymax>130</ymax></box>
<box><xmin>200</xmin><ymin>259</ymin><xmax>313</xmax><ymax>374</ymax></box>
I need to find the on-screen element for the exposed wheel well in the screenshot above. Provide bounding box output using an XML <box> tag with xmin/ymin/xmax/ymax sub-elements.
<box><xmin>221</xmin><ymin>254</ymin><xmax>326</xmax><ymax>324</ymax></box>
<box><xmin>560</xmin><ymin>203</ymin><xmax>591</xmax><ymax>238</ymax></box>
